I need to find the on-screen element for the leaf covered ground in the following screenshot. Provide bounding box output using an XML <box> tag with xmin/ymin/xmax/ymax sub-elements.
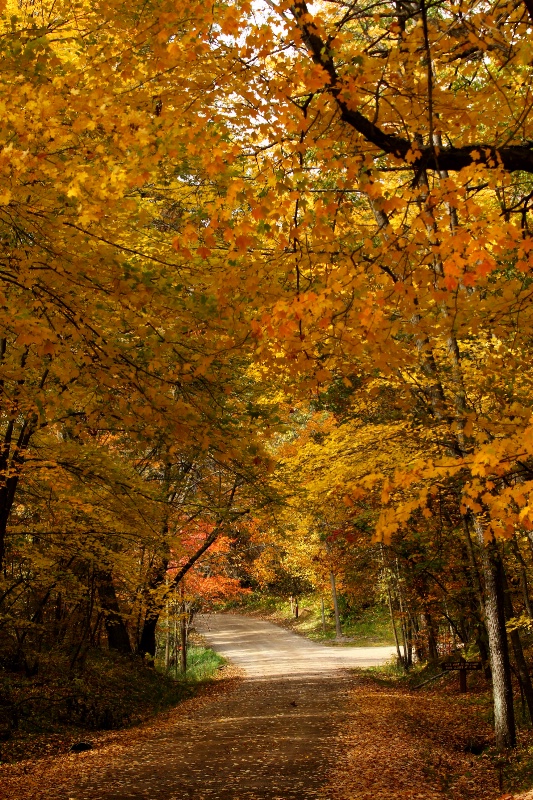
<box><xmin>326</xmin><ymin>675</ymin><xmax>502</xmax><ymax>800</ymax></box>
<box><xmin>0</xmin><ymin>664</ymin><xmax>243</xmax><ymax>799</ymax></box>
<box><xmin>2</xmin><ymin>661</ymin><xmax>527</xmax><ymax>800</ymax></box>
<box><xmin>0</xmin><ymin>638</ymin><xmax>225</xmax><ymax>766</ymax></box>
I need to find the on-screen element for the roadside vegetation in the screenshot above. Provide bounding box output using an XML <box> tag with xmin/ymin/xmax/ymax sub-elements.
<box><xmin>0</xmin><ymin>640</ymin><xmax>224</xmax><ymax>765</ymax></box>
<box><xmin>339</xmin><ymin>665</ymin><xmax>533</xmax><ymax>798</ymax></box>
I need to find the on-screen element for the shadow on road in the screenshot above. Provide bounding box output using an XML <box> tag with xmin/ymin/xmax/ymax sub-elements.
<box><xmin>66</xmin><ymin>673</ymin><xmax>352</xmax><ymax>800</ymax></box>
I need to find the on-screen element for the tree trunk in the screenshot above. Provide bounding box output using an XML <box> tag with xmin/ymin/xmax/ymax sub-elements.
<box><xmin>165</xmin><ymin>599</ymin><xmax>170</xmax><ymax>670</ymax></box>
<box><xmin>174</xmin><ymin>598</ymin><xmax>178</xmax><ymax>677</ymax></box>
<box><xmin>413</xmin><ymin>614</ymin><xmax>426</xmax><ymax>664</ymax></box>
<box><xmin>330</xmin><ymin>570</ymin><xmax>342</xmax><ymax>638</ymax></box>
<box><xmin>180</xmin><ymin>582</ymin><xmax>187</xmax><ymax>674</ymax></box>
<box><xmin>96</xmin><ymin>569</ymin><xmax>131</xmax><ymax>654</ymax></box>
<box><xmin>406</xmin><ymin>614</ymin><xmax>413</xmax><ymax>668</ymax></box>
<box><xmin>510</xmin><ymin>536</ymin><xmax>533</xmax><ymax>619</ymax></box>
<box><xmin>461</xmin><ymin>527</ymin><xmax>491</xmax><ymax>677</ymax></box>
<box><xmin>423</xmin><ymin>610</ymin><xmax>439</xmax><ymax>662</ymax></box>
<box><xmin>502</xmin><ymin>567</ymin><xmax>533</xmax><ymax>724</ymax></box>
<box><xmin>475</xmin><ymin>625</ymin><xmax>491</xmax><ymax>680</ymax></box>
<box><xmin>387</xmin><ymin>585</ymin><xmax>404</xmax><ymax>666</ymax></box>
<box><xmin>443</xmin><ymin>598</ymin><xmax>458</xmax><ymax>651</ymax></box>
<box><xmin>527</xmin><ymin>531</ymin><xmax>533</xmax><ymax>562</ymax></box>
<box><xmin>472</xmin><ymin>516</ymin><xmax>516</xmax><ymax>749</ymax></box>
<box><xmin>139</xmin><ymin>615</ymin><xmax>158</xmax><ymax>659</ymax></box>
<box><xmin>396</xmin><ymin>562</ymin><xmax>410</xmax><ymax>668</ymax></box>
<box><xmin>381</xmin><ymin>545</ymin><xmax>404</xmax><ymax>666</ymax></box>
<box><xmin>0</xmin><ymin>365</ymin><xmax>48</xmax><ymax>571</ymax></box>
<box><xmin>138</xmin><ymin>556</ymin><xmax>168</xmax><ymax>657</ymax></box>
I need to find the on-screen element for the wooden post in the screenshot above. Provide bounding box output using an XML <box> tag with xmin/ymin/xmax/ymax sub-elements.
<box><xmin>294</xmin><ymin>597</ymin><xmax>299</xmax><ymax>619</ymax></box>
<box><xmin>180</xmin><ymin>580</ymin><xmax>187</xmax><ymax>674</ymax></box>
<box><xmin>330</xmin><ymin>570</ymin><xmax>342</xmax><ymax>638</ymax></box>
<box><xmin>441</xmin><ymin>657</ymin><xmax>482</xmax><ymax>692</ymax></box>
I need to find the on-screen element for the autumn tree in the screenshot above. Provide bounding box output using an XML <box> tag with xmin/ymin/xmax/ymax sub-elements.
<box><xmin>165</xmin><ymin>0</ymin><xmax>533</xmax><ymax>749</ymax></box>
<box><xmin>0</xmin><ymin>0</ymin><xmax>274</xmax><ymax>724</ymax></box>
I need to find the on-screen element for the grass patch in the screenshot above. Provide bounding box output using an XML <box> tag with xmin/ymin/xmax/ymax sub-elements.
<box><xmin>185</xmin><ymin>645</ymin><xmax>225</xmax><ymax>681</ymax></box>
<box><xmin>157</xmin><ymin>643</ymin><xmax>225</xmax><ymax>683</ymax></box>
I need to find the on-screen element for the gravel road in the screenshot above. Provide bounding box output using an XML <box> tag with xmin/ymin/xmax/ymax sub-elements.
<box><xmin>196</xmin><ymin>613</ymin><xmax>397</xmax><ymax>678</ymax></box>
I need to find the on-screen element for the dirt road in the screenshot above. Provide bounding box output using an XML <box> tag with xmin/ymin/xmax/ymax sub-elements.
<box><xmin>1</xmin><ymin>614</ymin><xmax>395</xmax><ymax>800</ymax></box>
<box><xmin>196</xmin><ymin>613</ymin><xmax>396</xmax><ymax>678</ymax></box>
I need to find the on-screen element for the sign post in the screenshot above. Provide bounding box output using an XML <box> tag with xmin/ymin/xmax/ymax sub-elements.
<box><xmin>441</xmin><ymin>657</ymin><xmax>482</xmax><ymax>692</ymax></box>
<box><xmin>460</xmin><ymin>663</ymin><xmax>467</xmax><ymax>693</ymax></box>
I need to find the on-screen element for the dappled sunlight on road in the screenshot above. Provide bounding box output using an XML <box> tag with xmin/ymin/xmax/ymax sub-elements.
<box><xmin>52</xmin><ymin>671</ymin><xmax>354</xmax><ymax>799</ymax></box>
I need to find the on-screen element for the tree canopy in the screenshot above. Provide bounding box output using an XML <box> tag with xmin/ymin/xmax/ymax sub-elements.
<box><xmin>1</xmin><ymin>0</ymin><xmax>533</xmax><ymax>753</ymax></box>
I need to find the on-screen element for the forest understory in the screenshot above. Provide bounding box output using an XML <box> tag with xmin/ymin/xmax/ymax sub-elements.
<box><xmin>0</xmin><ymin>634</ymin><xmax>225</xmax><ymax>766</ymax></box>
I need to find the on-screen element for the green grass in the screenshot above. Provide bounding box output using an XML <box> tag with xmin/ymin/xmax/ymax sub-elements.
<box><xmin>225</xmin><ymin>593</ymin><xmax>280</xmax><ymax>613</ymax></box>
<box><xmin>187</xmin><ymin>645</ymin><xmax>225</xmax><ymax>680</ymax></box>
<box><xmin>158</xmin><ymin>644</ymin><xmax>225</xmax><ymax>683</ymax></box>
<box><xmin>336</xmin><ymin>605</ymin><xmax>396</xmax><ymax>645</ymax></box>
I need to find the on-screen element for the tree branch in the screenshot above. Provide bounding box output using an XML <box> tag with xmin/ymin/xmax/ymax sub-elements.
<box><xmin>290</xmin><ymin>0</ymin><xmax>533</xmax><ymax>174</ymax></box>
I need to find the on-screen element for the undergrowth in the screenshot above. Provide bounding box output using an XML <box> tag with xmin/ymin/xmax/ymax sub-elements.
<box><xmin>0</xmin><ymin>642</ymin><xmax>224</xmax><ymax>764</ymax></box>
<box><xmin>359</xmin><ymin>655</ymin><xmax>533</xmax><ymax>796</ymax></box>
<box><xmin>185</xmin><ymin>645</ymin><xmax>225</xmax><ymax>681</ymax></box>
